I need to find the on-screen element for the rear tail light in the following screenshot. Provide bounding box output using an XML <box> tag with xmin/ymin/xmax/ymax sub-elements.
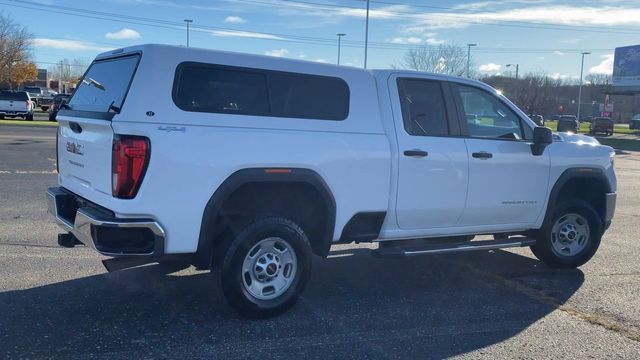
<box><xmin>112</xmin><ymin>135</ymin><xmax>150</xmax><ymax>199</ymax></box>
<box><xmin>25</xmin><ymin>101</ymin><xmax>29</xmax><ymax>109</ymax></box>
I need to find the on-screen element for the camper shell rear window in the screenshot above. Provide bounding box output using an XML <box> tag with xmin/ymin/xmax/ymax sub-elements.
<box><xmin>67</xmin><ymin>53</ymin><xmax>140</xmax><ymax>117</ymax></box>
<box><xmin>172</xmin><ymin>62</ymin><xmax>350</xmax><ymax>121</ymax></box>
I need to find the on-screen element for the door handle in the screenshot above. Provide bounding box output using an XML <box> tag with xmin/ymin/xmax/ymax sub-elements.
<box><xmin>404</xmin><ymin>150</ymin><xmax>429</xmax><ymax>157</ymax></box>
<box><xmin>472</xmin><ymin>151</ymin><xmax>493</xmax><ymax>159</ymax></box>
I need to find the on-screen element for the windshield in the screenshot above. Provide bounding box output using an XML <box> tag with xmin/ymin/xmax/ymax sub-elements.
<box><xmin>68</xmin><ymin>54</ymin><xmax>140</xmax><ymax>114</ymax></box>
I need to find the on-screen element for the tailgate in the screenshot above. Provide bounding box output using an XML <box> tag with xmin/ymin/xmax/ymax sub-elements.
<box><xmin>56</xmin><ymin>52</ymin><xmax>141</xmax><ymax>197</ymax></box>
<box><xmin>57</xmin><ymin>118</ymin><xmax>114</xmax><ymax>195</ymax></box>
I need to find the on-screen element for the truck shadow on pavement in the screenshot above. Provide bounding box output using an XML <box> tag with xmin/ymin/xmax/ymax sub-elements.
<box><xmin>0</xmin><ymin>249</ymin><xmax>584</xmax><ymax>359</ymax></box>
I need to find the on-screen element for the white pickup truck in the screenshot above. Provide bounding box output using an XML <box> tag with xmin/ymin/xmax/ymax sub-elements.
<box><xmin>0</xmin><ymin>91</ymin><xmax>34</xmax><ymax>120</ymax></box>
<box><xmin>47</xmin><ymin>44</ymin><xmax>617</xmax><ymax>318</ymax></box>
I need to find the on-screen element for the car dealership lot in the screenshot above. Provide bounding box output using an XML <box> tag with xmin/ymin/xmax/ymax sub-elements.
<box><xmin>0</xmin><ymin>125</ymin><xmax>639</xmax><ymax>359</ymax></box>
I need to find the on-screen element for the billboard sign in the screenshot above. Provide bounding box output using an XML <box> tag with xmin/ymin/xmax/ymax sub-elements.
<box><xmin>613</xmin><ymin>45</ymin><xmax>640</xmax><ymax>87</ymax></box>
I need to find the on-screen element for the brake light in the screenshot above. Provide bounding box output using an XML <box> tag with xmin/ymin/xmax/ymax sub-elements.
<box><xmin>25</xmin><ymin>101</ymin><xmax>29</xmax><ymax>109</ymax></box>
<box><xmin>112</xmin><ymin>135</ymin><xmax>150</xmax><ymax>199</ymax></box>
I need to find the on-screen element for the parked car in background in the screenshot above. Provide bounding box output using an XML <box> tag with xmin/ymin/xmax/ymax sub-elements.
<box><xmin>38</xmin><ymin>89</ymin><xmax>57</xmax><ymax>111</ymax></box>
<box><xmin>22</xmin><ymin>86</ymin><xmax>56</xmax><ymax>111</ymax></box>
<box><xmin>0</xmin><ymin>90</ymin><xmax>34</xmax><ymax>120</ymax></box>
<box><xmin>589</xmin><ymin>117</ymin><xmax>614</xmax><ymax>136</ymax></box>
<box><xmin>630</xmin><ymin>114</ymin><xmax>640</xmax><ymax>130</ymax></box>
<box><xmin>48</xmin><ymin>94</ymin><xmax>71</xmax><ymax>121</ymax></box>
<box><xmin>23</xmin><ymin>86</ymin><xmax>43</xmax><ymax>106</ymax></box>
<box><xmin>557</xmin><ymin>115</ymin><xmax>580</xmax><ymax>133</ymax></box>
<box><xmin>529</xmin><ymin>114</ymin><xmax>544</xmax><ymax>126</ymax></box>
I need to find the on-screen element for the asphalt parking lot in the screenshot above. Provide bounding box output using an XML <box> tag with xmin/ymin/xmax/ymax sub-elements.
<box><xmin>1</xmin><ymin>124</ymin><xmax>639</xmax><ymax>359</ymax></box>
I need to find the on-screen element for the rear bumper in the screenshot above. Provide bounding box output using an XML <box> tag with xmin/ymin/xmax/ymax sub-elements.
<box><xmin>46</xmin><ymin>187</ymin><xmax>165</xmax><ymax>257</ymax></box>
<box><xmin>0</xmin><ymin>110</ymin><xmax>31</xmax><ymax>116</ymax></box>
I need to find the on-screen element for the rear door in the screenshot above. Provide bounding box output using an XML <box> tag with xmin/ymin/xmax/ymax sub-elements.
<box><xmin>390</xmin><ymin>75</ymin><xmax>469</xmax><ymax>229</ymax></box>
<box><xmin>57</xmin><ymin>54</ymin><xmax>140</xmax><ymax>196</ymax></box>
<box><xmin>451</xmin><ymin>82</ymin><xmax>549</xmax><ymax>227</ymax></box>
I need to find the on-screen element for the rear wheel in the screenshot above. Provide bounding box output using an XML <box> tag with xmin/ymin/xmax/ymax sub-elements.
<box><xmin>531</xmin><ymin>200</ymin><xmax>602</xmax><ymax>268</ymax></box>
<box><xmin>220</xmin><ymin>217</ymin><xmax>312</xmax><ymax>318</ymax></box>
<box><xmin>25</xmin><ymin>113</ymin><xmax>34</xmax><ymax>121</ymax></box>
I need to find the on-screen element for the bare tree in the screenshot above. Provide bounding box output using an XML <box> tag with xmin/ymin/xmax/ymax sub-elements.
<box><xmin>402</xmin><ymin>44</ymin><xmax>472</xmax><ymax>77</ymax></box>
<box><xmin>585</xmin><ymin>73</ymin><xmax>612</xmax><ymax>86</ymax></box>
<box><xmin>0</xmin><ymin>13</ymin><xmax>34</xmax><ymax>88</ymax></box>
<box><xmin>48</xmin><ymin>58</ymin><xmax>91</xmax><ymax>84</ymax></box>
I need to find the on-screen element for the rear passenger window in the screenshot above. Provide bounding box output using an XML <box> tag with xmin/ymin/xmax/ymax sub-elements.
<box><xmin>397</xmin><ymin>78</ymin><xmax>449</xmax><ymax>136</ymax></box>
<box><xmin>173</xmin><ymin>62</ymin><xmax>349</xmax><ymax>120</ymax></box>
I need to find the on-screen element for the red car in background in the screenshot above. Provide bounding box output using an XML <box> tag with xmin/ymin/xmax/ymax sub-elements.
<box><xmin>589</xmin><ymin>117</ymin><xmax>614</xmax><ymax>136</ymax></box>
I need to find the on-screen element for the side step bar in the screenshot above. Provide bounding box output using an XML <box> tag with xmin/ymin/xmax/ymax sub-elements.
<box><xmin>373</xmin><ymin>237</ymin><xmax>536</xmax><ymax>258</ymax></box>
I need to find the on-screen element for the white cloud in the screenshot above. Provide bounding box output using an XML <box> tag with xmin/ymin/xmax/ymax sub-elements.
<box><xmin>314</xmin><ymin>58</ymin><xmax>328</xmax><ymax>63</ymax></box>
<box><xmin>553</xmin><ymin>51</ymin><xmax>565</xmax><ymax>56</ymax></box>
<box><xmin>210</xmin><ymin>30</ymin><xmax>286</xmax><ymax>40</ymax></box>
<box><xmin>409</xmin><ymin>5</ymin><xmax>640</xmax><ymax>30</ymax></box>
<box><xmin>31</xmin><ymin>38</ymin><xmax>112</xmax><ymax>52</ymax></box>
<box><xmin>224</xmin><ymin>16</ymin><xmax>246</xmax><ymax>24</ymax></box>
<box><xmin>426</xmin><ymin>37</ymin><xmax>445</xmax><ymax>45</ymax></box>
<box><xmin>265</xmin><ymin>48</ymin><xmax>289</xmax><ymax>57</ymax></box>
<box><xmin>391</xmin><ymin>37</ymin><xmax>423</xmax><ymax>44</ymax></box>
<box><xmin>479</xmin><ymin>63</ymin><xmax>501</xmax><ymax>72</ymax></box>
<box><xmin>589</xmin><ymin>54</ymin><xmax>614</xmax><ymax>75</ymax></box>
<box><xmin>390</xmin><ymin>36</ymin><xmax>444</xmax><ymax>45</ymax></box>
<box><xmin>551</xmin><ymin>72</ymin><xmax>569</xmax><ymax>80</ymax></box>
<box><xmin>105</xmin><ymin>28</ymin><xmax>141</xmax><ymax>40</ymax></box>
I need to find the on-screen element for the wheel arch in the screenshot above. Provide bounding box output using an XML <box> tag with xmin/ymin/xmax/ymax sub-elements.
<box><xmin>196</xmin><ymin>168</ymin><xmax>336</xmax><ymax>269</ymax></box>
<box><xmin>544</xmin><ymin>167</ymin><xmax>611</xmax><ymax>227</ymax></box>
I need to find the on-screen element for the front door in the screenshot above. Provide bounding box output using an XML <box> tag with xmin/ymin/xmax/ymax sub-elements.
<box><xmin>451</xmin><ymin>83</ymin><xmax>550</xmax><ymax>227</ymax></box>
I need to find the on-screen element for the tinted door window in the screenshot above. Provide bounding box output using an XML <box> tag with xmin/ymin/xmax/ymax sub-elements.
<box><xmin>454</xmin><ymin>84</ymin><xmax>524</xmax><ymax>140</ymax></box>
<box><xmin>397</xmin><ymin>78</ymin><xmax>449</xmax><ymax>136</ymax></box>
<box><xmin>173</xmin><ymin>63</ymin><xmax>350</xmax><ymax>121</ymax></box>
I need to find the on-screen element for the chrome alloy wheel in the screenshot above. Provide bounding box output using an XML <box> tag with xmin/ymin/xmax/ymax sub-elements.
<box><xmin>550</xmin><ymin>213</ymin><xmax>590</xmax><ymax>257</ymax></box>
<box><xmin>241</xmin><ymin>237</ymin><xmax>297</xmax><ymax>300</ymax></box>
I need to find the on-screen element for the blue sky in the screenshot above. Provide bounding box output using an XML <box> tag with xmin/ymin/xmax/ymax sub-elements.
<box><xmin>3</xmin><ymin>0</ymin><xmax>640</xmax><ymax>79</ymax></box>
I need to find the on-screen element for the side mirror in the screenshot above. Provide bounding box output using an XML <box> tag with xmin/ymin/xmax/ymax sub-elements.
<box><xmin>531</xmin><ymin>126</ymin><xmax>552</xmax><ymax>156</ymax></box>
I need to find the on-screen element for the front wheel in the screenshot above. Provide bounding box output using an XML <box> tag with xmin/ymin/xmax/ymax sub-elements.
<box><xmin>531</xmin><ymin>200</ymin><xmax>602</xmax><ymax>268</ymax></box>
<box><xmin>25</xmin><ymin>113</ymin><xmax>34</xmax><ymax>121</ymax></box>
<box><xmin>221</xmin><ymin>217</ymin><xmax>312</xmax><ymax>318</ymax></box>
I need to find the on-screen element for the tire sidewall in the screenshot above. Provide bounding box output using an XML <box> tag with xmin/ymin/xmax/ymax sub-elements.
<box><xmin>535</xmin><ymin>200</ymin><xmax>603</xmax><ymax>268</ymax></box>
<box><xmin>221</xmin><ymin>217</ymin><xmax>312</xmax><ymax>318</ymax></box>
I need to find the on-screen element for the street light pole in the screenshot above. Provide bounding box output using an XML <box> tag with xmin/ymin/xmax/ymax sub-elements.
<box><xmin>466</xmin><ymin>43</ymin><xmax>477</xmax><ymax>78</ymax></box>
<box><xmin>184</xmin><ymin>19</ymin><xmax>193</xmax><ymax>47</ymax></box>
<box><xmin>577</xmin><ymin>52</ymin><xmax>590</xmax><ymax>120</ymax></box>
<box><xmin>364</xmin><ymin>0</ymin><xmax>370</xmax><ymax>69</ymax></box>
<box><xmin>336</xmin><ymin>33</ymin><xmax>346</xmax><ymax>65</ymax></box>
<box><xmin>506</xmin><ymin>63</ymin><xmax>519</xmax><ymax>79</ymax></box>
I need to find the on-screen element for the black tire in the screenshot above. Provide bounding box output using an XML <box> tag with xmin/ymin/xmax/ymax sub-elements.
<box><xmin>25</xmin><ymin>113</ymin><xmax>34</xmax><ymax>121</ymax></box>
<box><xmin>221</xmin><ymin>217</ymin><xmax>312</xmax><ymax>318</ymax></box>
<box><xmin>0</xmin><ymin>114</ymin><xmax>4</xmax><ymax>120</ymax></box>
<box><xmin>531</xmin><ymin>199</ymin><xmax>602</xmax><ymax>268</ymax></box>
<box><xmin>49</xmin><ymin>114</ymin><xmax>56</xmax><ymax>121</ymax></box>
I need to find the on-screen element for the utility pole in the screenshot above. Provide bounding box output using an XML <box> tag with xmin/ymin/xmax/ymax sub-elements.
<box><xmin>506</xmin><ymin>63</ymin><xmax>519</xmax><ymax>79</ymax></box>
<box><xmin>336</xmin><ymin>33</ymin><xmax>346</xmax><ymax>65</ymax></box>
<box><xmin>577</xmin><ymin>52</ymin><xmax>590</xmax><ymax>120</ymax></box>
<box><xmin>364</xmin><ymin>0</ymin><xmax>370</xmax><ymax>69</ymax></box>
<box><xmin>466</xmin><ymin>43</ymin><xmax>477</xmax><ymax>78</ymax></box>
<box><xmin>59</xmin><ymin>60</ymin><xmax>63</xmax><ymax>93</ymax></box>
<box><xmin>184</xmin><ymin>19</ymin><xmax>193</xmax><ymax>47</ymax></box>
